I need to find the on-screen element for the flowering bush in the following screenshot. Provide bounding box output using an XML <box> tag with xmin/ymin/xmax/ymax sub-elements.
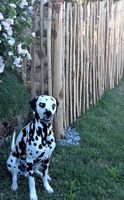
<box><xmin>0</xmin><ymin>0</ymin><xmax>37</xmax><ymax>73</ymax></box>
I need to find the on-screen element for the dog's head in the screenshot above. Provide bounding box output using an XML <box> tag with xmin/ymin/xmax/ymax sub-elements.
<box><xmin>29</xmin><ymin>95</ymin><xmax>59</xmax><ymax>123</ymax></box>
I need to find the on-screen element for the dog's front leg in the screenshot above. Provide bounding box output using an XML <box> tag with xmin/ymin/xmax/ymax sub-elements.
<box><xmin>11</xmin><ymin>173</ymin><xmax>18</xmax><ymax>191</ymax></box>
<box><xmin>27</xmin><ymin>161</ymin><xmax>38</xmax><ymax>200</ymax></box>
<box><xmin>42</xmin><ymin>160</ymin><xmax>54</xmax><ymax>193</ymax></box>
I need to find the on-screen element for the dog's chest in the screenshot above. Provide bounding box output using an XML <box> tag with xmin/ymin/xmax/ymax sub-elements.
<box><xmin>27</xmin><ymin>124</ymin><xmax>55</xmax><ymax>162</ymax></box>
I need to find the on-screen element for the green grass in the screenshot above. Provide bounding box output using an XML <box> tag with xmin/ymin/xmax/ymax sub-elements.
<box><xmin>0</xmin><ymin>80</ymin><xmax>124</xmax><ymax>200</ymax></box>
<box><xmin>0</xmin><ymin>71</ymin><xmax>30</xmax><ymax>121</ymax></box>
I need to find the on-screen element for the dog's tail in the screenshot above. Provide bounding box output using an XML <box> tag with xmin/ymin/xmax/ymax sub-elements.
<box><xmin>11</xmin><ymin>131</ymin><xmax>16</xmax><ymax>151</ymax></box>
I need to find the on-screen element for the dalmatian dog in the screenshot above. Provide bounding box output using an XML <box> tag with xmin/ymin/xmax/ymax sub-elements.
<box><xmin>7</xmin><ymin>95</ymin><xmax>59</xmax><ymax>200</ymax></box>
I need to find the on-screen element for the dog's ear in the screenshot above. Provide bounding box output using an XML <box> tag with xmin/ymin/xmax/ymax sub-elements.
<box><xmin>56</xmin><ymin>98</ymin><xmax>59</xmax><ymax>107</ymax></box>
<box><xmin>29</xmin><ymin>97</ymin><xmax>38</xmax><ymax>111</ymax></box>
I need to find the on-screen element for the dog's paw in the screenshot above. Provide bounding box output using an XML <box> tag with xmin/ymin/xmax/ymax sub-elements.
<box><xmin>11</xmin><ymin>183</ymin><xmax>18</xmax><ymax>192</ymax></box>
<box><xmin>44</xmin><ymin>184</ymin><xmax>54</xmax><ymax>194</ymax></box>
<box><xmin>30</xmin><ymin>194</ymin><xmax>38</xmax><ymax>200</ymax></box>
<box><xmin>47</xmin><ymin>175</ymin><xmax>52</xmax><ymax>181</ymax></box>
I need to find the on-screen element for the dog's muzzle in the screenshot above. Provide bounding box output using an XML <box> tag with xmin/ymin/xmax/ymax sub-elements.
<box><xmin>43</xmin><ymin>111</ymin><xmax>53</xmax><ymax>122</ymax></box>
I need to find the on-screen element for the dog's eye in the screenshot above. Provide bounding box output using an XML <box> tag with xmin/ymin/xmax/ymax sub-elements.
<box><xmin>39</xmin><ymin>103</ymin><xmax>45</xmax><ymax>108</ymax></box>
<box><xmin>52</xmin><ymin>104</ymin><xmax>55</xmax><ymax>110</ymax></box>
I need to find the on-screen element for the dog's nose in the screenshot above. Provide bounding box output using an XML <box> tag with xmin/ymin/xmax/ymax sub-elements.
<box><xmin>45</xmin><ymin>111</ymin><xmax>52</xmax><ymax>118</ymax></box>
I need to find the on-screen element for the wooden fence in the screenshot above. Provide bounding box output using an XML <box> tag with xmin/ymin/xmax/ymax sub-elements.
<box><xmin>23</xmin><ymin>0</ymin><xmax>124</xmax><ymax>138</ymax></box>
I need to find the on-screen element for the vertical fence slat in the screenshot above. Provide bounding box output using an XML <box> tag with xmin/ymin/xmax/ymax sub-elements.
<box><xmin>40</xmin><ymin>3</ymin><xmax>45</xmax><ymax>94</ymax></box>
<box><xmin>47</xmin><ymin>2</ymin><xmax>52</xmax><ymax>95</ymax></box>
<box><xmin>86</xmin><ymin>3</ymin><xmax>90</xmax><ymax>110</ymax></box>
<box><xmin>52</xmin><ymin>2</ymin><xmax>64</xmax><ymax>139</ymax></box>
<box><xmin>73</xmin><ymin>3</ymin><xmax>77</xmax><ymax>122</ymax></box>
<box><xmin>79</xmin><ymin>4</ymin><xmax>84</xmax><ymax>113</ymax></box>
<box><xmin>65</xmin><ymin>3</ymin><xmax>70</xmax><ymax>127</ymax></box>
<box><xmin>62</xmin><ymin>2</ymin><xmax>66</xmax><ymax>128</ymax></box>
<box><xmin>82</xmin><ymin>4</ymin><xmax>86</xmax><ymax>113</ymax></box>
<box><xmin>30</xmin><ymin>14</ymin><xmax>37</xmax><ymax>97</ymax></box>
<box><xmin>69</xmin><ymin>3</ymin><xmax>73</xmax><ymax>124</ymax></box>
<box><xmin>76</xmin><ymin>4</ymin><xmax>80</xmax><ymax>117</ymax></box>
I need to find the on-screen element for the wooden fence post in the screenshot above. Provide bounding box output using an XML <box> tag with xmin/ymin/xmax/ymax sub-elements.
<box><xmin>31</xmin><ymin>13</ymin><xmax>37</xmax><ymax>98</ymax></box>
<box><xmin>52</xmin><ymin>1</ymin><xmax>64</xmax><ymax>139</ymax></box>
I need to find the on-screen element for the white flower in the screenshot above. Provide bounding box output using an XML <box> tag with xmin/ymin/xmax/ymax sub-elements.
<box><xmin>7</xmin><ymin>27</ymin><xmax>13</xmax><ymax>36</ymax></box>
<box><xmin>6</xmin><ymin>18</ymin><xmax>14</xmax><ymax>26</ymax></box>
<box><xmin>0</xmin><ymin>56</ymin><xmax>5</xmax><ymax>73</ymax></box>
<box><xmin>0</xmin><ymin>13</ymin><xmax>4</xmax><ymax>21</ymax></box>
<box><xmin>8</xmin><ymin>37</ymin><xmax>15</xmax><ymax>46</ymax></box>
<box><xmin>31</xmin><ymin>32</ymin><xmax>35</xmax><ymax>37</ymax></box>
<box><xmin>8</xmin><ymin>51</ymin><xmax>14</xmax><ymax>56</ymax></box>
<box><xmin>19</xmin><ymin>0</ymin><xmax>28</xmax><ymax>9</ymax></box>
<box><xmin>2</xmin><ymin>33</ymin><xmax>8</xmax><ymax>39</ymax></box>
<box><xmin>9</xmin><ymin>3</ymin><xmax>17</xmax><ymax>8</ymax></box>
<box><xmin>13</xmin><ymin>57</ymin><xmax>22</xmax><ymax>67</ymax></box>
<box><xmin>1</xmin><ymin>21</ymin><xmax>10</xmax><ymax>30</ymax></box>
<box><xmin>26</xmin><ymin>52</ymin><xmax>32</xmax><ymax>60</ymax></box>
<box><xmin>18</xmin><ymin>44</ymin><xmax>27</xmax><ymax>55</ymax></box>
<box><xmin>18</xmin><ymin>43</ymin><xmax>22</xmax><ymax>54</ymax></box>
<box><xmin>28</xmin><ymin>6</ymin><xmax>34</xmax><ymax>15</ymax></box>
<box><xmin>18</xmin><ymin>44</ymin><xmax>31</xmax><ymax>60</ymax></box>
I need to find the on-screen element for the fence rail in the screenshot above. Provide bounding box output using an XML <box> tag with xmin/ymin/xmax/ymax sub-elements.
<box><xmin>23</xmin><ymin>0</ymin><xmax>124</xmax><ymax>138</ymax></box>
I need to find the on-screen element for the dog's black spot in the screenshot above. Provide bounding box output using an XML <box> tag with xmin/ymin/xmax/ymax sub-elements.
<box><xmin>38</xmin><ymin>144</ymin><xmax>42</xmax><ymax>149</ymax></box>
<box><xmin>10</xmin><ymin>159</ymin><xmax>13</xmax><ymax>162</ymax></box>
<box><xmin>47</xmin><ymin>141</ymin><xmax>51</xmax><ymax>145</ymax></box>
<box><xmin>36</xmin><ymin>151</ymin><xmax>39</xmax><ymax>154</ymax></box>
<box><xmin>42</xmin><ymin>141</ymin><xmax>46</xmax><ymax>146</ymax></box>
<box><xmin>29</xmin><ymin>97</ymin><xmax>38</xmax><ymax>111</ymax></box>
<box><xmin>12</xmin><ymin>151</ymin><xmax>19</xmax><ymax>158</ymax></box>
<box><xmin>29</xmin><ymin>172</ymin><xmax>34</xmax><ymax>177</ymax></box>
<box><xmin>37</xmin><ymin>127</ymin><xmax>42</xmax><ymax>136</ymax></box>
<box><xmin>22</xmin><ymin>128</ymin><xmax>26</xmax><ymax>137</ymax></box>
<box><xmin>33</xmin><ymin>143</ymin><xmax>37</xmax><ymax>146</ymax></box>
<box><xmin>45</xmin><ymin>99</ymin><xmax>48</xmax><ymax>101</ymax></box>
<box><xmin>27</xmin><ymin>163</ymin><xmax>32</xmax><ymax>171</ymax></box>
<box><xmin>8</xmin><ymin>164</ymin><xmax>11</xmax><ymax>168</ymax></box>
<box><xmin>35</xmin><ymin>136</ymin><xmax>38</xmax><ymax>140</ymax></box>
<box><xmin>35</xmin><ymin>112</ymin><xmax>40</xmax><ymax>121</ymax></box>
<box><xmin>51</xmin><ymin>139</ymin><xmax>54</xmax><ymax>142</ymax></box>
<box><xmin>42</xmin><ymin>165</ymin><xmax>48</xmax><ymax>176</ymax></box>
<box><xmin>18</xmin><ymin>165</ymin><xmax>25</xmax><ymax>172</ymax></box>
<box><xmin>30</xmin><ymin>153</ymin><xmax>32</xmax><ymax>156</ymax></box>
<box><xmin>31</xmin><ymin>138</ymin><xmax>34</xmax><ymax>142</ymax></box>
<box><xmin>38</xmin><ymin>152</ymin><xmax>45</xmax><ymax>158</ymax></box>
<box><xmin>20</xmin><ymin>156</ymin><xmax>25</xmax><ymax>160</ymax></box>
<box><xmin>48</xmin><ymin>123</ymin><xmax>51</xmax><ymax>128</ymax></box>
<box><xmin>39</xmin><ymin>102</ymin><xmax>46</xmax><ymax>108</ymax></box>
<box><xmin>42</xmin><ymin>122</ymin><xmax>47</xmax><ymax>137</ymax></box>
<box><xmin>50</xmin><ymin>98</ymin><xmax>54</xmax><ymax>101</ymax></box>
<box><xmin>19</xmin><ymin>139</ymin><xmax>26</xmax><ymax>155</ymax></box>
<box><xmin>29</xmin><ymin>123</ymin><xmax>35</xmax><ymax>145</ymax></box>
<box><xmin>44</xmin><ymin>159</ymin><xmax>49</xmax><ymax>164</ymax></box>
<box><xmin>52</xmin><ymin>103</ymin><xmax>55</xmax><ymax>110</ymax></box>
<box><xmin>49</xmin><ymin>130</ymin><xmax>51</xmax><ymax>135</ymax></box>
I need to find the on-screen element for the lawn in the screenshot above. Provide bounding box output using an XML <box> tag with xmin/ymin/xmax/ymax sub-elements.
<box><xmin>0</xmin><ymin>80</ymin><xmax>124</xmax><ymax>200</ymax></box>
